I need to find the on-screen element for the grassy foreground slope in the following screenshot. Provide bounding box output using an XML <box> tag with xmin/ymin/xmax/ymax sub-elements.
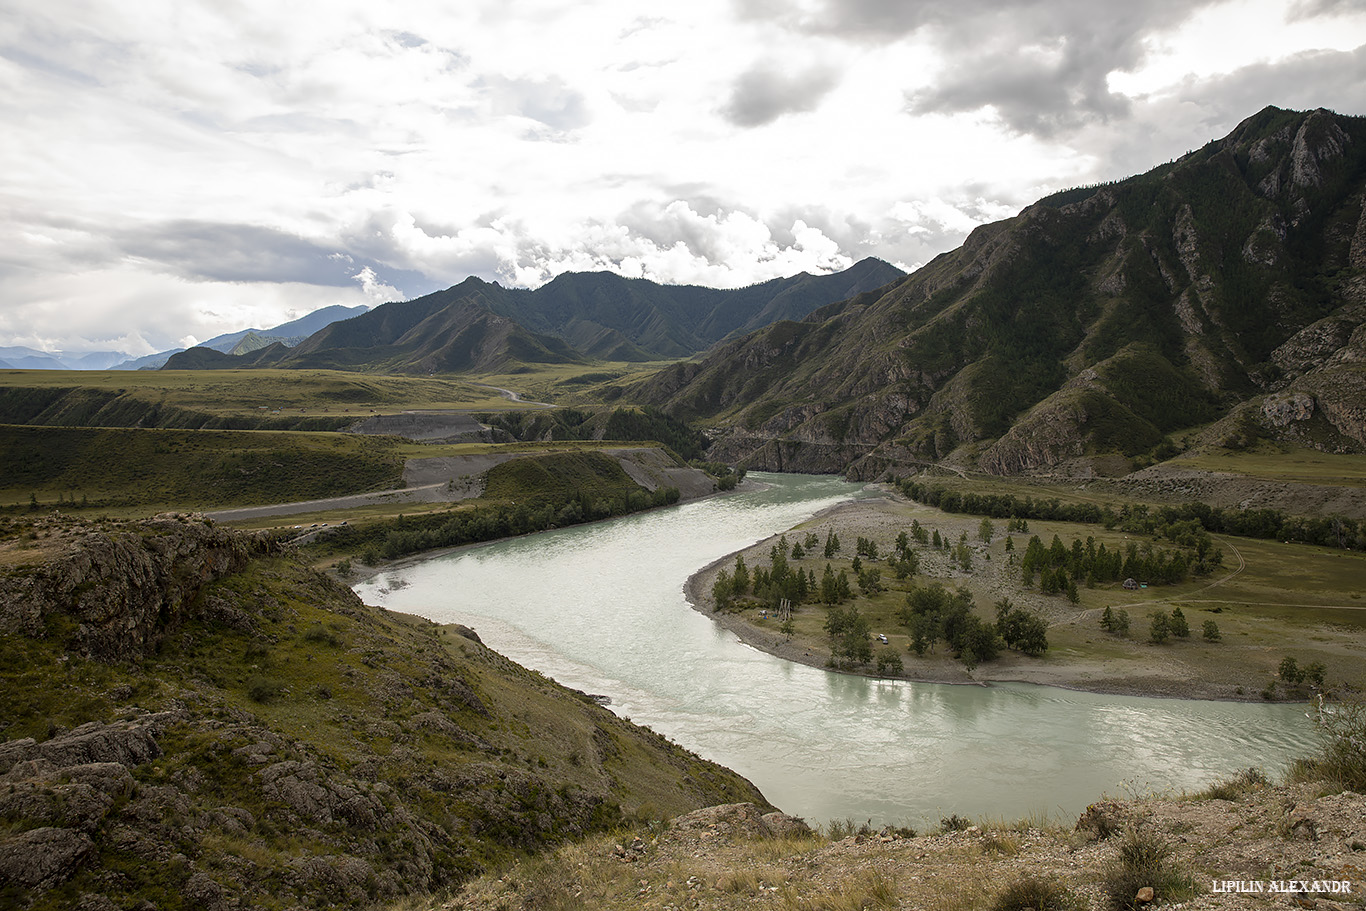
<box><xmin>445</xmin><ymin>771</ymin><xmax>1365</xmax><ymax>911</ymax></box>
<box><xmin>0</xmin><ymin>515</ymin><xmax>767</xmax><ymax>910</ymax></box>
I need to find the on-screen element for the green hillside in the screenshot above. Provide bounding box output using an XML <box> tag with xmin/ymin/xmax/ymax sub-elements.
<box><xmin>0</xmin><ymin>516</ymin><xmax>768</xmax><ymax>910</ymax></box>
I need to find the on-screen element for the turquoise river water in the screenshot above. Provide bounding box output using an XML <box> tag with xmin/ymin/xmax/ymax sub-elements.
<box><xmin>354</xmin><ymin>472</ymin><xmax>1317</xmax><ymax>827</ymax></box>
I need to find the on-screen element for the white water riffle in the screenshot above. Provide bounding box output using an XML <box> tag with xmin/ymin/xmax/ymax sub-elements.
<box><xmin>355</xmin><ymin>472</ymin><xmax>1317</xmax><ymax>827</ymax></box>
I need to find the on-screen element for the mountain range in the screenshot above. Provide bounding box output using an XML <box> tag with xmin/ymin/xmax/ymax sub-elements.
<box><xmin>157</xmin><ymin>106</ymin><xmax>1366</xmax><ymax>481</ymax></box>
<box><xmin>632</xmin><ymin>106</ymin><xmax>1366</xmax><ymax>477</ymax></box>
<box><xmin>164</xmin><ymin>258</ymin><xmax>904</xmax><ymax>373</ymax></box>
<box><xmin>0</xmin><ymin>347</ymin><xmax>132</xmax><ymax>371</ymax></box>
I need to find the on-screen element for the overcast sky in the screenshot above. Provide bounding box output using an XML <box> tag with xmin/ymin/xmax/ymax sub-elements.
<box><xmin>3</xmin><ymin>0</ymin><xmax>1365</xmax><ymax>356</ymax></box>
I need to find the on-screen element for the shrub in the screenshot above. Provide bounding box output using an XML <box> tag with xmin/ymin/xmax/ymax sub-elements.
<box><xmin>302</xmin><ymin>623</ymin><xmax>341</xmax><ymax>647</ymax></box>
<box><xmin>1201</xmin><ymin>620</ymin><xmax>1220</xmax><ymax>641</ymax></box>
<box><xmin>1148</xmin><ymin>612</ymin><xmax>1169</xmax><ymax>644</ymax></box>
<box><xmin>1101</xmin><ymin>823</ymin><xmax>1197</xmax><ymax>910</ymax></box>
<box><xmin>998</xmin><ymin>602</ymin><xmax>1049</xmax><ymax>656</ymax></box>
<box><xmin>939</xmin><ymin>813</ymin><xmax>972</xmax><ymax>833</ymax></box>
<box><xmin>825</xmin><ymin>818</ymin><xmax>875</xmax><ymax>839</ymax></box>
<box><xmin>1290</xmin><ymin>697</ymin><xmax>1366</xmax><ymax>792</ymax></box>
<box><xmin>1168</xmin><ymin>607</ymin><xmax>1189</xmax><ymax>638</ymax></box>
<box><xmin>875</xmin><ymin>647</ymin><xmax>903</xmax><ymax>676</ymax></box>
<box><xmin>246</xmin><ymin>676</ymin><xmax>285</xmax><ymax>704</ymax></box>
<box><xmin>1303</xmin><ymin>661</ymin><xmax>1326</xmax><ymax>688</ymax></box>
<box><xmin>1195</xmin><ymin>767</ymin><xmax>1266</xmax><ymax>801</ymax></box>
<box><xmin>991</xmin><ymin>875</ymin><xmax>1073</xmax><ymax>911</ymax></box>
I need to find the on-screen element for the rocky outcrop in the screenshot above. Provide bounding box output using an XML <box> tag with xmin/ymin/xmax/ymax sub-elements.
<box><xmin>978</xmin><ymin>396</ymin><xmax>1091</xmax><ymax>476</ymax></box>
<box><xmin>0</xmin><ymin>717</ymin><xmax>170</xmax><ymax>774</ymax></box>
<box><xmin>257</xmin><ymin>760</ymin><xmax>385</xmax><ymax>828</ymax></box>
<box><xmin>0</xmin><ymin>827</ymin><xmax>96</xmax><ymax>891</ymax></box>
<box><xmin>1261</xmin><ymin>391</ymin><xmax>1316</xmax><ymax>427</ymax></box>
<box><xmin>0</xmin><ymin>715</ymin><xmax>175</xmax><ymax>894</ymax></box>
<box><xmin>664</xmin><ymin>802</ymin><xmax>812</xmax><ymax>842</ymax></box>
<box><xmin>0</xmin><ymin>515</ymin><xmax>281</xmax><ymax>662</ymax></box>
<box><xmin>1270</xmin><ymin>309</ymin><xmax>1364</xmax><ymax>383</ymax></box>
<box><xmin>708</xmin><ymin>436</ymin><xmax>871</xmax><ymax>474</ymax></box>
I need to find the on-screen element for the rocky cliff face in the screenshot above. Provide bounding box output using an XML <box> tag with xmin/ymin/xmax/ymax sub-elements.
<box><xmin>0</xmin><ymin>514</ymin><xmax>281</xmax><ymax>662</ymax></box>
<box><xmin>636</xmin><ymin>107</ymin><xmax>1366</xmax><ymax>479</ymax></box>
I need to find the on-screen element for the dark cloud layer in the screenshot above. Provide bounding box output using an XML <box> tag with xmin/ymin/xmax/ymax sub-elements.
<box><xmin>114</xmin><ymin>220</ymin><xmax>429</xmax><ymax>298</ymax></box>
<box><xmin>721</xmin><ymin>62</ymin><xmax>841</xmax><ymax>127</ymax></box>
<box><xmin>2</xmin><ymin>0</ymin><xmax>1362</xmax><ymax>353</ymax></box>
<box><xmin>1175</xmin><ymin>46</ymin><xmax>1366</xmax><ymax>126</ymax></box>
<box><xmin>740</xmin><ymin>0</ymin><xmax>1219</xmax><ymax>137</ymax></box>
<box><xmin>118</xmin><ymin>221</ymin><xmax>357</xmax><ymax>285</ymax></box>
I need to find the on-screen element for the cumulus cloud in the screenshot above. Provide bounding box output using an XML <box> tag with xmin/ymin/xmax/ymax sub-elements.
<box><xmin>720</xmin><ymin>61</ymin><xmax>841</xmax><ymax>126</ymax></box>
<box><xmin>352</xmin><ymin>265</ymin><xmax>405</xmax><ymax>303</ymax></box>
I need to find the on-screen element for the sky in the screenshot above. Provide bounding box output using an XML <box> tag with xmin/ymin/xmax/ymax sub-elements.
<box><xmin>2</xmin><ymin>0</ymin><xmax>1365</xmax><ymax>357</ymax></box>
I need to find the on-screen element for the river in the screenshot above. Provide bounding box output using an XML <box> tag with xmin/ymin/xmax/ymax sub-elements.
<box><xmin>354</xmin><ymin>473</ymin><xmax>1317</xmax><ymax>827</ymax></box>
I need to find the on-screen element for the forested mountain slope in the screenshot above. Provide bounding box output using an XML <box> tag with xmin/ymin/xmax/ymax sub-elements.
<box><xmin>636</xmin><ymin>107</ymin><xmax>1366</xmax><ymax>478</ymax></box>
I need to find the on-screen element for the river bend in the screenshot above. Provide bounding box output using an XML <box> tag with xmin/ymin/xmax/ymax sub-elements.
<box><xmin>355</xmin><ymin>473</ymin><xmax>1316</xmax><ymax>826</ymax></box>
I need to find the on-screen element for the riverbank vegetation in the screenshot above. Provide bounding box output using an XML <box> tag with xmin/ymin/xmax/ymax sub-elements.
<box><xmin>445</xmin><ymin>724</ymin><xmax>1365</xmax><ymax>911</ymax></box>
<box><xmin>900</xmin><ymin>479</ymin><xmax>1366</xmax><ymax>551</ymax></box>
<box><xmin>310</xmin><ymin>451</ymin><xmax>681</xmax><ymax>564</ymax></box>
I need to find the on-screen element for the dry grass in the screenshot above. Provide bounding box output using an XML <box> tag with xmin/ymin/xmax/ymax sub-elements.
<box><xmin>784</xmin><ymin>869</ymin><xmax>899</xmax><ymax>911</ymax></box>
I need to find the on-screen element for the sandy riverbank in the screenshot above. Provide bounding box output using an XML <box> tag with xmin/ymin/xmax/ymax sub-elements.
<box><xmin>680</xmin><ymin>493</ymin><xmax>1331</xmax><ymax>702</ymax></box>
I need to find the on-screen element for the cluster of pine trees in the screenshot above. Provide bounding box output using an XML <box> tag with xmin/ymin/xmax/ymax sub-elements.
<box><xmin>711</xmin><ymin>517</ymin><xmax>1055</xmax><ymax>673</ymax></box>
<box><xmin>711</xmin><ymin>533</ymin><xmax>855</xmax><ymax>612</ymax></box>
<box><xmin>1019</xmin><ymin>532</ymin><xmax>1218</xmax><ymax>596</ymax></box>
<box><xmin>898</xmin><ymin>585</ymin><xmax>1048</xmax><ymax>670</ymax></box>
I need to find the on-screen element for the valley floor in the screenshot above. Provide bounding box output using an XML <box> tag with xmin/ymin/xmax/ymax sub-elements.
<box><xmin>684</xmin><ymin>491</ymin><xmax>1366</xmax><ymax>703</ymax></box>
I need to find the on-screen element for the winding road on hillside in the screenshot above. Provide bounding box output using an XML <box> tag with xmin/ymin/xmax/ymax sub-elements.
<box><xmin>470</xmin><ymin>382</ymin><xmax>554</xmax><ymax>408</ymax></box>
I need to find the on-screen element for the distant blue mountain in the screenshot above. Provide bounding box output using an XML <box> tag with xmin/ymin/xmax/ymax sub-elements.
<box><xmin>112</xmin><ymin>304</ymin><xmax>370</xmax><ymax>370</ymax></box>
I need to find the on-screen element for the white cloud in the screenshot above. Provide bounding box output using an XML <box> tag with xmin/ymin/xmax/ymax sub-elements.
<box><xmin>352</xmin><ymin>266</ymin><xmax>405</xmax><ymax>303</ymax></box>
